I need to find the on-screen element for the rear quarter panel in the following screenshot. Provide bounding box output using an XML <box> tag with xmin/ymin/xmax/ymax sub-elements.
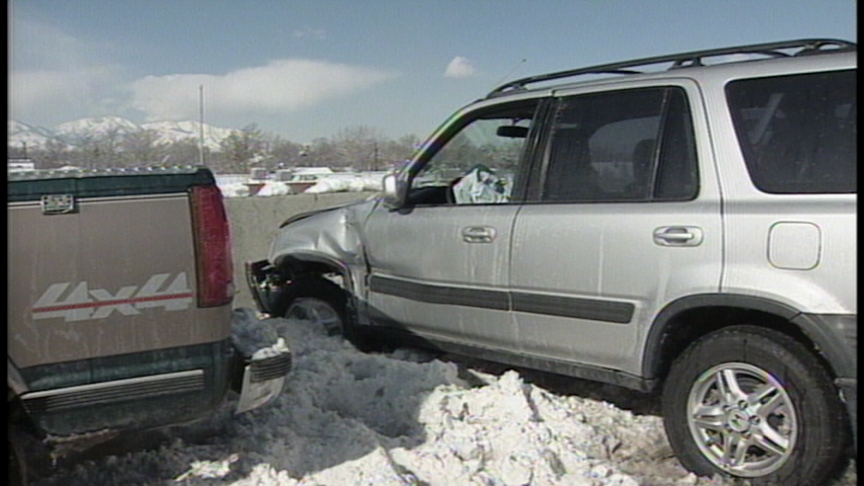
<box><xmin>720</xmin><ymin>195</ymin><xmax>857</xmax><ymax>314</ymax></box>
<box><xmin>696</xmin><ymin>62</ymin><xmax>857</xmax><ymax>314</ymax></box>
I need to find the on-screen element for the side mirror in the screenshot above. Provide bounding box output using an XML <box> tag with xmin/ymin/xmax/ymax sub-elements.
<box><xmin>382</xmin><ymin>173</ymin><xmax>406</xmax><ymax>209</ymax></box>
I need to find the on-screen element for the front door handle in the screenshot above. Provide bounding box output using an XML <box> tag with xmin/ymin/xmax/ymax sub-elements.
<box><xmin>462</xmin><ymin>226</ymin><xmax>496</xmax><ymax>243</ymax></box>
<box><xmin>653</xmin><ymin>226</ymin><xmax>704</xmax><ymax>246</ymax></box>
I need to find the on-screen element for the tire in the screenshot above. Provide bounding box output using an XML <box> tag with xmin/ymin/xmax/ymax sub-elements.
<box><xmin>9</xmin><ymin>436</ymin><xmax>25</xmax><ymax>486</ymax></box>
<box><xmin>661</xmin><ymin>325</ymin><xmax>850</xmax><ymax>486</ymax></box>
<box><xmin>8</xmin><ymin>421</ymin><xmax>50</xmax><ymax>486</ymax></box>
<box><xmin>278</xmin><ymin>277</ymin><xmax>348</xmax><ymax>337</ymax></box>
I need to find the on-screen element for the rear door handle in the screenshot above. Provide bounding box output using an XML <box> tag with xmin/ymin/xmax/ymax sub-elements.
<box><xmin>462</xmin><ymin>226</ymin><xmax>496</xmax><ymax>243</ymax></box>
<box><xmin>653</xmin><ymin>226</ymin><xmax>703</xmax><ymax>246</ymax></box>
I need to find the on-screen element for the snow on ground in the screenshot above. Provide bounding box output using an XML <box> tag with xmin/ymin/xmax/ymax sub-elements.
<box><xmin>33</xmin><ymin>309</ymin><xmax>856</xmax><ymax>486</ymax></box>
<box><xmin>217</xmin><ymin>173</ymin><xmax>384</xmax><ymax>198</ymax></box>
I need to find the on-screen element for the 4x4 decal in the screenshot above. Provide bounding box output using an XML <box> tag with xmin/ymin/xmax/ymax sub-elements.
<box><xmin>32</xmin><ymin>273</ymin><xmax>194</xmax><ymax>322</ymax></box>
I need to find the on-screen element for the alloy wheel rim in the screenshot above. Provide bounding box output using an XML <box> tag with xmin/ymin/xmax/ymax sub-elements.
<box><xmin>686</xmin><ymin>362</ymin><xmax>798</xmax><ymax>477</ymax></box>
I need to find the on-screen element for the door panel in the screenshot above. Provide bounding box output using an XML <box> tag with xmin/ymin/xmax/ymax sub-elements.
<box><xmin>361</xmin><ymin>99</ymin><xmax>542</xmax><ymax>350</ymax></box>
<box><xmin>511</xmin><ymin>202</ymin><xmax>721</xmax><ymax>374</ymax></box>
<box><xmin>511</xmin><ymin>83</ymin><xmax>722</xmax><ymax>376</ymax></box>
<box><xmin>363</xmin><ymin>204</ymin><xmax>519</xmax><ymax>347</ymax></box>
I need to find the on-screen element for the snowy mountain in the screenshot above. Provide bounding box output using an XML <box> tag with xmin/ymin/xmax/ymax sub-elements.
<box><xmin>54</xmin><ymin>116</ymin><xmax>142</xmax><ymax>142</ymax></box>
<box><xmin>7</xmin><ymin>120</ymin><xmax>58</xmax><ymax>149</ymax></box>
<box><xmin>141</xmin><ymin>120</ymin><xmax>234</xmax><ymax>151</ymax></box>
<box><xmin>8</xmin><ymin>117</ymin><xmax>237</xmax><ymax>152</ymax></box>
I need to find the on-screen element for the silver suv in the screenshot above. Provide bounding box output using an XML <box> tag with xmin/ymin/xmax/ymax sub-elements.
<box><xmin>248</xmin><ymin>39</ymin><xmax>856</xmax><ymax>485</ymax></box>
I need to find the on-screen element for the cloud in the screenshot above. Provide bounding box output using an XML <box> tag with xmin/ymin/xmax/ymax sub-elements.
<box><xmin>11</xmin><ymin>67</ymin><xmax>115</xmax><ymax>112</ymax></box>
<box><xmin>9</xmin><ymin>18</ymin><xmax>127</xmax><ymax>125</ymax></box>
<box><xmin>444</xmin><ymin>56</ymin><xmax>476</xmax><ymax>78</ymax></box>
<box><xmin>129</xmin><ymin>59</ymin><xmax>398</xmax><ymax>123</ymax></box>
<box><xmin>11</xmin><ymin>17</ymin><xmax>90</xmax><ymax>70</ymax></box>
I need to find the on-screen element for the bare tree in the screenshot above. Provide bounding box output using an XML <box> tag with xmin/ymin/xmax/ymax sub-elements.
<box><xmin>331</xmin><ymin>125</ymin><xmax>386</xmax><ymax>170</ymax></box>
<box><xmin>9</xmin><ymin>121</ymin><xmax>427</xmax><ymax>174</ymax></box>
<box><xmin>120</xmin><ymin>129</ymin><xmax>163</xmax><ymax>167</ymax></box>
<box><xmin>269</xmin><ymin>137</ymin><xmax>305</xmax><ymax>169</ymax></box>
<box><xmin>34</xmin><ymin>139</ymin><xmax>72</xmax><ymax>169</ymax></box>
<box><xmin>218</xmin><ymin>124</ymin><xmax>269</xmax><ymax>173</ymax></box>
<box><xmin>98</xmin><ymin>126</ymin><xmax>125</xmax><ymax>167</ymax></box>
<box><xmin>163</xmin><ymin>138</ymin><xmax>203</xmax><ymax>168</ymax></box>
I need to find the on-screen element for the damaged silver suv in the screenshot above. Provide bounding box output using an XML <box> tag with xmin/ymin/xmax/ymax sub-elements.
<box><xmin>248</xmin><ymin>39</ymin><xmax>856</xmax><ymax>485</ymax></box>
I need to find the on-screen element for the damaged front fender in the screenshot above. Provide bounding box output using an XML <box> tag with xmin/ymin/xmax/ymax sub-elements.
<box><xmin>247</xmin><ymin>199</ymin><xmax>378</xmax><ymax>316</ymax></box>
<box><xmin>270</xmin><ymin>200</ymin><xmax>375</xmax><ymax>268</ymax></box>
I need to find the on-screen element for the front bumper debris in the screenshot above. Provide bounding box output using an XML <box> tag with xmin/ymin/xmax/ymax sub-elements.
<box><xmin>235</xmin><ymin>338</ymin><xmax>291</xmax><ymax>414</ymax></box>
<box><xmin>230</xmin><ymin>309</ymin><xmax>292</xmax><ymax>413</ymax></box>
<box><xmin>246</xmin><ymin>259</ymin><xmax>282</xmax><ymax>316</ymax></box>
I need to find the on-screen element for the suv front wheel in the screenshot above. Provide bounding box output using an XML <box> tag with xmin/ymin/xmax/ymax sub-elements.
<box><xmin>280</xmin><ymin>277</ymin><xmax>348</xmax><ymax>337</ymax></box>
<box><xmin>662</xmin><ymin>325</ymin><xmax>850</xmax><ymax>486</ymax></box>
<box><xmin>279</xmin><ymin>277</ymin><xmax>382</xmax><ymax>352</ymax></box>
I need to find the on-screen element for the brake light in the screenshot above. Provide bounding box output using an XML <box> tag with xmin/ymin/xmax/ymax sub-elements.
<box><xmin>190</xmin><ymin>185</ymin><xmax>234</xmax><ymax>307</ymax></box>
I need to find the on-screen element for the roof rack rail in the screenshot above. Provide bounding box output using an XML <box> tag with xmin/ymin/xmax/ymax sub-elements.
<box><xmin>488</xmin><ymin>38</ymin><xmax>856</xmax><ymax>97</ymax></box>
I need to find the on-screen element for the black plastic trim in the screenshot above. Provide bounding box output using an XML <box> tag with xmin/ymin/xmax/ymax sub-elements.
<box><xmin>642</xmin><ymin>294</ymin><xmax>857</xmax><ymax>381</ymax></box>
<box><xmin>369</xmin><ymin>275</ymin><xmax>633</xmax><ymax>323</ymax></box>
<box><xmin>370</xmin><ymin>275</ymin><xmax>509</xmax><ymax>310</ymax></box>
<box><xmin>22</xmin><ymin>370</ymin><xmax>205</xmax><ymax>413</ymax></box>
<box><xmin>512</xmin><ymin>293</ymin><xmax>633</xmax><ymax>323</ymax></box>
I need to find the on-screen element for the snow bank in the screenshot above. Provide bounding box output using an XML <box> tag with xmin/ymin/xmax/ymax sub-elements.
<box><xmin>304</xmin><ymin>173</ymin><xmax>385</xmax><ymax>194</ymax></box>
<box><xmin>216</xmin><ymin>173</ymin><xmax>384</xmax><ymax>197</ymax></box>
<box><xmin>32</xmin><ymin>310</ymin><xmax>856</xmax><ymax>485</ymax></box>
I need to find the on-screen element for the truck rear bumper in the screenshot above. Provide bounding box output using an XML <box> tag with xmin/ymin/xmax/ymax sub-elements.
<box><xmin>16</xmin><ymin>329</ymin><xmax>291</xmax><ymax>440</ymax></box>
<box><xmin>15</xmin><ymin>340</ymin><xmax>238</xmax><ymax>437</ymax></box>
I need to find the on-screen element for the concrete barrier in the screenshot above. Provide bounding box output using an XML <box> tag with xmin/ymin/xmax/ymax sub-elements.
<box><xmin>225</xmin><ymin>192</ymin><xmax>376</xmax><ymax>309</ymax></box>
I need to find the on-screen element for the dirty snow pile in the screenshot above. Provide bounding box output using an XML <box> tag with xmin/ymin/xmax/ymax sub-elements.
<box><xmin>304</xmin><ymin>173</ymin><xmax>384</xmax><ymax>194</ymax></box>
<box><xmin>34</xmin><ymin>309</ymin><xmax>856</xmax><ymax>486</ymax></box>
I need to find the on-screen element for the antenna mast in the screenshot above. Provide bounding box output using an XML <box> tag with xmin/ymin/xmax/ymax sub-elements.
<box><xmin>493</xmin><ymin>58</ymin><xmax>527</xmax><ymax>88</ymax></box>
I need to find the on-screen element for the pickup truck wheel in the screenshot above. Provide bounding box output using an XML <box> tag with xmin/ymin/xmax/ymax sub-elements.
<box><xmin>8</xmin><ymin>423</ymin><xmax>48</xmax><ymax>486</ymax></box>
<box><xmin>661</xmin><ymin>325</ymin><xmax>850</xmax><ymax>486</ymax></box>
<box><xmin>9</xmin><ymin>436</ymin><xmax>25</xmax><ymax>486</ymax></box>
<box><xmin>281</xmin><ymin>278</ymin><xmax>347</xmax><ymax>337</ymax></box>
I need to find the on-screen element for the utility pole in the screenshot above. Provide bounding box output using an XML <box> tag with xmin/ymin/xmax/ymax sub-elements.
<box><xmin>198</xmin><ymin>85</ymin><xmax>205</xmax><ymax>166</ymax></box>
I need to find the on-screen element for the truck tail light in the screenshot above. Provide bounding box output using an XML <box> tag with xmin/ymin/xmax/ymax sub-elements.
<box><xmin>190</xmin><ymin>185</ymin><xmax>234</xmax><ymax>307</ymax></box>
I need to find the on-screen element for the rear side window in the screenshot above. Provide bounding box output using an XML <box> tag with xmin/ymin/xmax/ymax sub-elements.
<box><xmin>542</xmin><ymin>87</ymin><xmax>698</xmax><ymax>203</ymax></box>
<box><xmin>727</xmin><ymin>69</ymin><xmax>856</xmax><ymax>194</ymax></box>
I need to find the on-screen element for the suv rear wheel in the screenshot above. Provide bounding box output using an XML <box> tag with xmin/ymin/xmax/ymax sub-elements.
<box><xmin>662</xmin><ymin>325</ymin><xmax>850</xmax><ymax>485</ymax></box>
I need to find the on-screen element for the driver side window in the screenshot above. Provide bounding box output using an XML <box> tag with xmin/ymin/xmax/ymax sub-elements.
<box><xmin>410</xmin><ymin>101</ymin><xmax>539</xmax><ymax>205</ymax></box>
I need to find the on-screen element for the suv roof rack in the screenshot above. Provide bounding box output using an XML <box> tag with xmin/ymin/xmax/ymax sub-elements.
<box><xmin>488</xmin><ymin>38</ymin><xmax>856</xmax><ymax>97</ymax></box>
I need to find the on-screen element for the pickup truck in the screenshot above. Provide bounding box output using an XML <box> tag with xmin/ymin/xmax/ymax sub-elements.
<box><xmin>8</xmin><ymin>166</ymin><xmax>291</xmax><ymax>485</ymax></box>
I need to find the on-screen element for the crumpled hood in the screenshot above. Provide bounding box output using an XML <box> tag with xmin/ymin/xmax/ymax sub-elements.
<box><xmin>269</xmin><ymin>198</ymin><xmax>380</xmax><ymax>269</ymax></box>
<box><xmin>278</xmin><ymin>197</ymin><xmax>374</xmax><ymax>228</ymax></box>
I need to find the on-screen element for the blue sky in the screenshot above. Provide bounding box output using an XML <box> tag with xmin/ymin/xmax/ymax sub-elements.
<box><xmin>9</xmin><ymin>0</ymin><xmax>857</xmax><ymax>143</ymax></box>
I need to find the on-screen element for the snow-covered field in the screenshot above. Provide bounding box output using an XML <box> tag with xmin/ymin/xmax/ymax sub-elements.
<box><xmin>32</xmin><ymin>309</ymin><xmax>856</xmax><ymax>486</ymax></box>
